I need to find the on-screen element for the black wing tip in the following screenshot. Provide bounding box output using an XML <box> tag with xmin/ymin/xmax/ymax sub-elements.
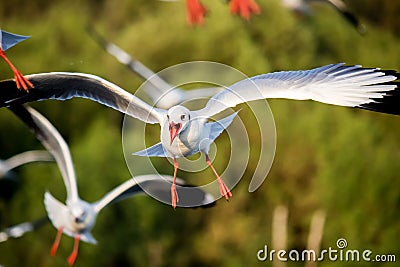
<box><xmin>358</xmin><ymin>73</ymin><xmax>400</xmax><ymax>115</ymax></box>
<box><xmin>176</xmin><ymin>184</ymin><xmax>217</xmax><ymax>209</ymax></box>
<box><xmin>376</xmin><ymin>68</ymin><xmax>400</xmax><ymax>79</ymax></box>
<box><xmin>200</xmin><ymin>193</ymin><xmax>217</xmax><ymax>208</ymax></box>
<box><xmin>86</xmin><ymin>25</ymin><xmax>109</xmax><ymax>49</ymax></box>
<box><xmin>0</xmin><ymin>75</ymin><xmax>61</xmax><ymax>108</ymax></box>
<box><xmin>341</xmin><ymin>11</ymin><xmax>367</xmax><ymax>34</ymax></box>
<box><xmin>180</xmin><ymin>201</ymin><xmax>216</xmax><ymax>209</ymax></box>
<box><xmin>32</xmin><ymin>216</ymin><xmax>50</xmax><ymax>228</ymax></box>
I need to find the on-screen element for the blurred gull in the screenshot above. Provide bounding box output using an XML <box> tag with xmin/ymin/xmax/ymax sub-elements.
<box><xmin>0</xmin><ymin>29</ymin><xmax>34</xmax><ymax>90</ymax></box>
<box><xmin>281</xmin><ymin>0</ymin><xmax>366</xmax><ymax>34</ymax></box>
<box><xmin>0</xmin><ymin>150</ymin><xmax>54</xmax><ymax>179</ymax></box>
<box><xmin>1</xmin><ymin>63</ymin><xmax>400</xmax><ymax>208</ymax></box>
<box><xmin>87</xmin><ymin>27</ymin><xmax>221</xmax><ymax>109</ymax></box>
<box><xmin>0</xmin><ymin>216</ymin><xmax>48</xmax><ymax>242</ymax></box>
<box><xmin>9</xmin><ymin>104</ymin><xmax>215</xmax><ymax>266</ymax></box>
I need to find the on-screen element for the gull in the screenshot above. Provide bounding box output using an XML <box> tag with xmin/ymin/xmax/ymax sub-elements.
<box><xmin>0</xmin><ymin>216</ymin><xmax>48</xmax><ymax>243</ymax></box>
<box><xmin>86</xmin><ymin>27</ymin><xmax>221</xmax><ymax>109</ymax></box>
<box><xmin>281</xmin><ymin>0</ymin><xmax>366</xmax><ymax>34</ymax></box>
<box><xmin>9</xmin><ymin>104</ymin><xmax>215</xmax><ymax>266</ymax></box>
<box><xmin>0</xmin><ymin>29</ymin><xmax>34</xmax><ymax>90</ymax></box>
<box><xmin>0</xmin><ymin>150</ymin><xmax>54</xmax><ymax>179</ymax></box>
<box><xmin>1</xmin><ymin>63</ymin><xmax>399</xmax><ymax>208</ymax></box>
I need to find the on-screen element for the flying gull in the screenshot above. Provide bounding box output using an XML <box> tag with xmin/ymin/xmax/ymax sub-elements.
<box><xmin>9</xmin><ymin>105</ymin><xmax>215</xmax><ymax>266</ymax></box>
<box><xmin>1</xmin><ymin>63</ymin><xmax>399</xmax><ymax>208</ymax></box>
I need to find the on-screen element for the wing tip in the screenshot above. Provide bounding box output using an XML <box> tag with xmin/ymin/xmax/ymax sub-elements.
<box><xmin>358</xmin><ymin>72</ymin><xmax>400</xmax><ymax>115</ymax></box>
<box><xmin>80</xmin><ymin>232</ymin><xmax>98</xmax><ymax>244</ymax></box>
<box><xmin>179</xmin><ymin>184</ymin><xmax>217</xmax><ymax>208</ymax></box>
<box><xmin>202</xmin><ymin>193</ymin><xmax>217</xmax><ymax>208</ymax></box>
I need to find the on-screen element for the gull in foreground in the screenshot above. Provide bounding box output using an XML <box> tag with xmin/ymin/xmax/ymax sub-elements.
<box><xmin>0</xmin><ymin>216</ymin><xmax>48</xmax><ymax>243</ymax></box>
<box><xmin>87</xmin><ymin>27</ymin><xmax>221</xmax><ymax>109</ymax></box>
<box><xmin>0</xmin><ymin>29</ymin><xmax>34</xmax><ymax>90</ymax></box>
<box><xmin>1</xmin><ymin>63</ymin><xmax>399</xmax><ymax>208</ymax></box>
<box><xmin>9</xmin><ymin>104</ymin><xmax>214</xmax><ymax>266</ymax></box>
<box><xmin>0</xmin><ymin>150</ymin><xmax>54</xmax><ymax>179</ymax></box>
<box><xmin>281</xmin><ymin>0</ymin><xmax>366</xmax><ymax>34</ymax></box>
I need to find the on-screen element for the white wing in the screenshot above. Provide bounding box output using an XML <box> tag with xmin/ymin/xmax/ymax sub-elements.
<box><xmin>0</xmin><ymin>72</ymin><xmax>165</xmax><ymax>124</ymax></box>
<box><xmin>195</xmin><ymin>63</ymin><xmax>400</xmax><ymax>118</ymax></box>
<box><xmin>87</xmin><ymin>28</ymin><xmax>221</xmax><ymax>108</ymax></box>
<box><xmin>93</xmin><ymin>174</ymin><xmax>215</xmax><ymax>212</ymax></box>
<box><xmin>0</xmin><ymin>216</ymin><xmax>48</xmax><ymax>242</ymax></box>
<box><xmin>132</xmin><ymin>142</ymin><xmax>169</xmax><ymax>157</ymax></box>
<box><xmin>1</xmin><ymin>150</ymin><xmax>54</xmax><ymax>172</ymax></box>
<box><xmin>93</xmin><ymin>175</ymin><xmax>179</xmax><ymax>212</ymax></box>
<box><xmin>44</xmin><ymin>191</ymin><xmax>69</xmax><ymax>230</ymax></box>
<box><xmin>92</xmin><ymin>177</ymin><xmax>143</xmax><ymax>213</ymax></box>
<box><xmin>10</xmin><ymin>105</ymin><xmax>80</xmax><ymax>203</ymax></box>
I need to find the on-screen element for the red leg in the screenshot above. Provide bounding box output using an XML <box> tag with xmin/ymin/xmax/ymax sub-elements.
<box><xmin>15</xmin><ymin>70</ymin><xmax>33</xmax><ymax>90</ymax></box>
<box><xmin>186</xmin><ymin>0</ymin><xmax>207</xmax><ymax>25</ymax></box>
<box><xmin>0</xmin><ymin>49</ymin><xmax>33</xmax><ymax>91</ymax></box>
<box><xmin>50</xmin><ymin>227</ymin><xmax>63</xmax><ymax>256</ymax></box>
<box><xmin>205</xmin><ymin>154</ymin><xmax>232</xmax><ymax>200</ymax></box>
<box><xmin>67</xmin><ymin>235</ymin><xmax>80</xmax><ymax>266</ymax></box>
<box><xmin>171</xmin><ymin>158</ymin><xmax>179</xmax><ymax>209</ymax></box>
<box><xmin>229</xmin><ymin>0</ymin><xmax>260</xmax><ymax>20</ymax></box>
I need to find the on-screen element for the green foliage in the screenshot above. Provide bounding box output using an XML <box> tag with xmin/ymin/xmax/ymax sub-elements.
<box><xmin>1</xmin><ymin>0</ymin><xmax>400</xmax><ymax>266</ymax></box>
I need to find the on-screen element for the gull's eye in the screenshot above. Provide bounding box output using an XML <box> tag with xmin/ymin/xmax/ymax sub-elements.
<box><xmin>167</xmin><ymin>115</ymin><xmax>170</xmax><ymax>120</ymax></box>
<box><xmin>181</xmin><ymin>115</ymin><xmax>186</xmax><ymax>120</ymax></box>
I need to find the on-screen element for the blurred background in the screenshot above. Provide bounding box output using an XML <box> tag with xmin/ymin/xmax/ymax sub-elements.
<box><xmin>0</xmin><ymin>0</ymin><xmax>399</xmax><ymax>266</ymax></box>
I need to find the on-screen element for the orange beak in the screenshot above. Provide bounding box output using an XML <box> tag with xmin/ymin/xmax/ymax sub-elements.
<box><xmin>169</xmin><ymin>122</ymin><xmax>182</xmax><ymax>145</ymax></box>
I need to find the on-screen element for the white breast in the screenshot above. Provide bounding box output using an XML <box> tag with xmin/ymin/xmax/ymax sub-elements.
<box><xmin>161</xmin><ymin>118</ymin><xmax>206</xmax><ymax>158</ymax></box>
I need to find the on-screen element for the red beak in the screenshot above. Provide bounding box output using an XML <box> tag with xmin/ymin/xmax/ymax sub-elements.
<box><xmin>169</xmin><ymin>122</ymin><xmax>182</xmax><ymax>145</ymax></box>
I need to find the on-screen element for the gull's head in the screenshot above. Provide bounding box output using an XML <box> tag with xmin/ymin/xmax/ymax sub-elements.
<box><xmin>68</xmin><ymin>201</ymin><xmax>97</xmax><ymax>234</ymax></box>
<box><xmin>70</xmin><ymin>205</ymin><xmax>86</xmax><ymax>224</ymax></box>
<box><xmin>167</xmin><ymin>105</ymin><xmax>191</xmax><ymax>145</ymax></box>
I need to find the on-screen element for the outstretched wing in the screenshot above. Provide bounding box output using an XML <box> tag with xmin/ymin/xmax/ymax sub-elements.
<box><xmin>132</xmin><ymin>142</ymin><xmax>169</xmax><ymax>157</ymax></box>
<box><xmin>195</xmin><ymin>63</ymin><xmax>400</xmax><ymax>118</ymax></box>
<box><xmin>208</xmin><ymin>111</ymin><xmax>239</xmax><ymax>141</ymax></box>
<box><xmin>0</xmin><ymin>216</ymin><xmax>48</xmax><ymax>242</ymax></box>
<box><xmin>2</xmin><ymin>150</ymin><xmax>54</xmax><ymax>172</ymax></box>
<box><xmin>0</xmin><ymin>72</ymin><xmax>165</xmax><ymax>124</ymax></box>
<box><xmin>9</xmin><ymin>105</ymin><xmax>79</xmax><ymax>203</ymax></box>
<box><xmin>93</xmin><ymin>174</ymin><xmax>215</xmax><ymax>212</ymax></box>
